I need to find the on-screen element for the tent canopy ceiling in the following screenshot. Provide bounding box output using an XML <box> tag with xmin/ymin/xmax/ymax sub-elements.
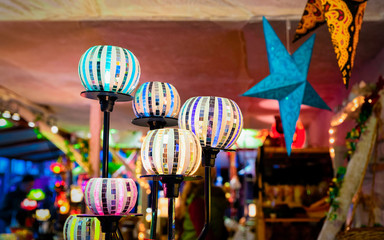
<box><xmin>0</xmin><ymin>0</ymin><xmax>383</xmax><ymax>148</ymax></box>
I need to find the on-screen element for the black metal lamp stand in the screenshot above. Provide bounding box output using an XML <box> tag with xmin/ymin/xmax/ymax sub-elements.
<box><xmin>197</xmin><ymin>147</ymin><xmax>220</xmax><ymax>240</ymax></box>
<box><xmin>141</xmin><ymin>175</ymin><xmax>201</xmax><ymax>240</ymax></box>
<box><xmin>132</xmin><ymin>116</ymin><xmax>178</xmax><ymax>240</ymax></box>
<box><xmin>79</xmin><ymin>91</ymin><xmax>142</xmax><ymax>240</ymax></box>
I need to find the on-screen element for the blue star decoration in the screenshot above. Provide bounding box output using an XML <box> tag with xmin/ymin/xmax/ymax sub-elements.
<box><xmin>242</xmin><ymin>17</ymin><xmax>331</xmax><ymax>155</ymax></box>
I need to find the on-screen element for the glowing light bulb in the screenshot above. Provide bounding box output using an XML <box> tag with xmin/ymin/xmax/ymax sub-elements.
<box><xmin>248</xmin><ymin>203</ymin><xmax>257</xmax><ymax>217</ymax></box>
<box><xmin>51</xmin><ymin>125</ymin><xmax>58</xmax><ymax>134</ymax></box>
<box><xmin>28</xmin><ymin>122</ymin><xmax>35</xmax><ymax>128</ymax></box>
<box><xmin>329</xmin><ymin>129</ymin><xmax>334</xmax><ymax>134</ymax></box>
<box><xmin>2</xmin><ymin>110</ymin><xmax>11</xmax><ymax>118</ymax></box>
<box><xmin>12</xmin><ymin>113</ymin><xmax>20</xmax><ymax>121</ymax></box>
<box><xmin>329</xmin><ymin>138</ymin><xmax>335</xmax><ymax>144</ymax></box>
<box><xmin>0</xmin><ymin>119</ymin><xmax>6</xmax><ymax>127</ymax></box>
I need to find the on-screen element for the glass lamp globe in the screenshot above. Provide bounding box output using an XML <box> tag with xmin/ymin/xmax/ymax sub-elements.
<box><xmin>141</xmin><ymin>128</ymin><xmax>202</xmax><ymax>175</ymax></box>
<box><xmin>84</xmin><ymin>178</ymin><xmax>137</xmax><ymax>215</ymax></box>
<box><xmin>64</xmin><ymin>215</ymin><xmax>102</xmax><ymax>240</ymax></box>
<box><xmin>78</xmin><ymin>45</ymin><xmax>140</xmax><ymax>95</ymax></box>
<box><xmin>133</xmin><ymin>81</ymin><xmax>180</xmax><ymax>118</ymax></box>
<box><xmin>178</xmin><ymin>96</ymin><xmax>243</xmax><ymax>149</ymax></box>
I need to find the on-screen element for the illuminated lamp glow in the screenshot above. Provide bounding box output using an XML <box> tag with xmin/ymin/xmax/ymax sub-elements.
<box><xmin>59</xmin><ymin>202</ymin><xmax>70</xmax><ymax>214</ymax></box>
<box><xmin>78</xmin><ymin>45</ymin><xmax>140</xmax><ymax>95</ymax></box>
<box><xmin>84</xmin><ymin>178</ymin><xmax>137</xmax><ymax>215</ymax></box>
<box><xmin>178</xmin><ymin>96</ymin><xmax>243</xmax><ymax>149</ymax></box>
<box><xmin>20</xmin><ymin>198</ymin><xmax>37</xmax><ymax>211</ymax></box>
<box><xmin>28</xmin><ymin>122</ymin><xmax>35</xmax><ymax>128</ymax></box>
<box><xmin>70</xmin><ymin>186</ymin><xmax>84</xmax><ymax>203</ymax></box>
<box><xmin>63</xmin><ymin>215</ymin><xmax>102</xmax><ymax>240</ymax></box>
<box><xmin>50</xmin><ymin>162</ymin><xmax>65</xmax><ymax>174</ymax></box>
<box><xmin>0</xmin><ymin>118</ymin><xmax>13</xmax><ymax>128</ymax></box>
<box><xmin>133</xmin><ymin>81</ymin><xmax>180</xmax><ymax>118</ymax></box>
<box><xmin>11</xmin><ymin>113</ymin><xmax>20</xmax><ymax>121</ymax></box>
<box><xmin>51</xmin><ymin>125</ymin><xmax>59</xmax><ymax>134</ymax></box>
<box><xmin>36</xmin><ymin>209</ymin><xmax>51</xmax><ymax>221</ymax></box>
<box><xmin>141</xmin><ymin>128</ymin><xmax>202</xmax><ymax>175</ymax></box>
<box><xmin>248</xmin><ymin>203</ymin><xmax>257</xmax><ymax>218</ymax></box>
<box><xmin>27</xmin><ymin>189</ymin><xmax>45</xmax><ymax>201</ymax></box>
<box><xmin>2</xmin><ymin>110</ymin><xmax>11</xmax><ymax>118</ymax></box>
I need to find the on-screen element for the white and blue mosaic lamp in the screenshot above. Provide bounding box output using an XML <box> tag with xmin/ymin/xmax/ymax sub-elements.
<box><xmin>141</xmin><ymin>128</ymin><xmax>202</xmax><ymax>240</ymax></box>
<box><xmin>132</xmin><ymin>81</ymin><xmax>180</xmax><ymax>129</ymax></box>
<box><xmin>141</xmin><ymin>128</ymin><xmax>201</xmax><ymax>176</ymax></box>
<box><xmin>178</xmin><ymin>96</ymin><xmax>243</xmax><ymax>240</ymax></box>
<box><xmin>79</xmin><ymin>45</ymin><xmax>140</xmax><ymax>98</ymax></box>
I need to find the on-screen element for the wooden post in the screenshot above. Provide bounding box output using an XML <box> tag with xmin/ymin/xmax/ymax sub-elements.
<box><xmin>317</xmin><ymin>97</ymin><xmax>382</xmax><ymax>240</ymax></box>
<box><xmin>89</xmin><ymin>102</ymin><xmax>102</xmax><ymax>178</ymax></box>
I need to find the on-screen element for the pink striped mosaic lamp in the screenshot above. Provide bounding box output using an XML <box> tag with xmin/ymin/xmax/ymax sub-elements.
<box><xmin>84</xmin><ymin>178</ymin><xmax>137</xmax><ymax>216</ymax></box>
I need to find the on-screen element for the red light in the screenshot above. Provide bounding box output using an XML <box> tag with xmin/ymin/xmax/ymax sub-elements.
<box><xmin>50</xmin><ymin>162</ymin><xmax>65</xmax><ymax>174</ymax></box>
<box><xmin>20</xmin><ymin>198</ymin><xmax>37</xmax><ymax>211</ymax></box>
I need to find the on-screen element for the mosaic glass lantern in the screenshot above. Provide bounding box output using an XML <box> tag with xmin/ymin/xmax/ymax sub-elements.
<box><xmin>84</xmin><ymin>178</ymin><xmax>137</xmax><ymax>215</ymax></box>
<box><xmin>78</xmin><ymin>45</ymin><xmax>140</xmax><ymax>95</ymax></box>
<box><xmin>141</xmin><ymin>128</ymin><xmax>202</xmax><ymax>175</ymax></box>
<box><xmin>63</xmin><ymin>215</ymin><xmax>102</xmax><ymax>240</ymax></box>
<box><xmin>133</xmin><ymin>81</ymin><xmax>180</xmax><ymax>118</ymax></box>
<box><xmin>178</xmin><ymin>96</ymin><xmax>243</xmax><ymax>149</ymax></box>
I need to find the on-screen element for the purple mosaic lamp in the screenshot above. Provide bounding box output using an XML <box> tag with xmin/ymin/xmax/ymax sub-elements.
<box><xmin>178</xmin><ymin>96</ymin><xmax>243</xmax><ymax>240</ymax></box>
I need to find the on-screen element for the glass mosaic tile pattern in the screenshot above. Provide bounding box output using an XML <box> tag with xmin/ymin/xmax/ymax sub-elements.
<box><xmin>78</xmin><ymin>45</ymin><xmax>140</xmax><ymax>95</ymax></box>
<box><xmin>133</xmin><ymin>81</ymin><xmax>180</xmax><ymax>118</ymax></box>
<box><xmin>178</xmin><ymin>96</ymin><xmax>243</xmax><ymax>149</ymax></box>
<box><xmin>84</xmin><ymin>178</ymin><xmax>137</xmax><ymax>215</ymax></box>
<box><xmin>141</xmin><ymin>129</ymin><xmax>202</xmax><ymax>175</ymax></box>
<box><xmin>63</xmin><ymin>215</ymin><xmax>101</xmax><ymax>240</ymax></box>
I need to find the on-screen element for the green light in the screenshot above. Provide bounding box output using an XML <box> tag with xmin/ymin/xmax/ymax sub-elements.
<box><xmin>0</xmin><ymin>118</ymin><xmax>13</xmax><ymax>129</ymax></box>
<box><xmin>233</xmin><ymin>128</ymin><xmax>265</xmax><ymax>149</ymax></box>
<box><xmin>27</xmin><ymin>189</ymin><xmax>46</xmax><ymax>201</ymax></box>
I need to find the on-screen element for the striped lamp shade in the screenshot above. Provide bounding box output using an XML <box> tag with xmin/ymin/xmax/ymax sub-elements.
<box><xmin>78</xmin><ymin>45</ymin><xmax>140</xmax><ymax>95</ymax></box>
<box><xmin>63</xmin><ymin>215</ymin><xmax>102</xmax><ymax>240</ymax></box>
<box><xmin>141</xmin><ymin>129</ymin><xmax>202</xmax><ymax>175</ymax></box>
<box><xmin>133</xmin><ymin>81</ymin><xmax>180</xmax><ymax>118</ymax></box>
<box><xmin>178</xmin><ymin>96</ymin><xmax>243</xmax><ymax>149</ymax></box>
<box><xmin>84</xmin><ymin>178</ymin><xmax>137</xmax><ymax>215</ymax></box>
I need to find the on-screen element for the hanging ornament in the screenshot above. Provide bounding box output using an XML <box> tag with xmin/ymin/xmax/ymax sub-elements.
<box><xmin>242</xmin><ymin>17</ymin><xmax>330</xmax><ymax>155</ymax></box>
<box><xmin>294</xmin><ymin>0</ymin><xmax>367</xmax><ymax>88</ymax></box>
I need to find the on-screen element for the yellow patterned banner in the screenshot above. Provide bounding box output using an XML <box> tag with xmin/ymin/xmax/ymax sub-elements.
<box><xmin>294</xmin><ymin>0</ymin><xmax>367</xmax><ymax>88</ymax></box>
